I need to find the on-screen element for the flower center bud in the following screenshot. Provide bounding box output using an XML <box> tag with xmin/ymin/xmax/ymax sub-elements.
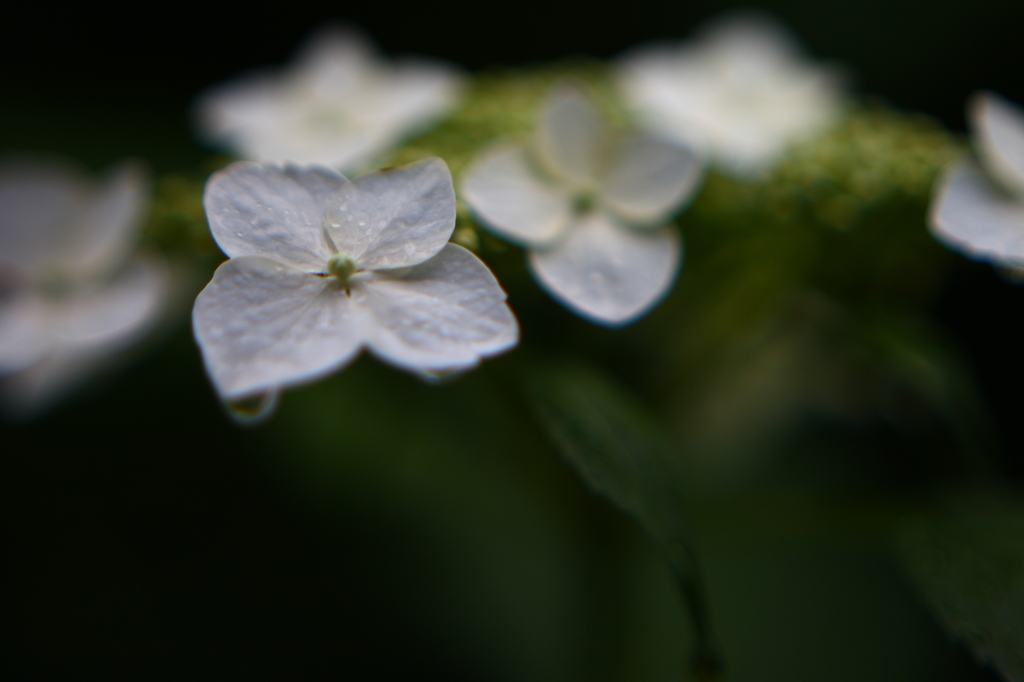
<box><xmin>327</xmin><ymin>253</ymin><xmax>357</xmax><ymax>282</ymax></box>
<box><xmin>573</xmin><ymin>190</ymin><xmax>598</xmax><ymax>215</ymax></box>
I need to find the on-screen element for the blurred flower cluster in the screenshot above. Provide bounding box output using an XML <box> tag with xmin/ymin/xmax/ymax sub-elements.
<box><xmin>5</xmin><ymin>11</ymin><xmax>1024</xmax><ymax>679</ymax></box>
<box><xmin>0</xmin><ymin>157</ymin><xmax>166</xmax><ymax>416</ymax></box>
<box><xmin>195</xmin><ymin>26</ymin><xmax>464</xmax><ymax>173</ymax></box>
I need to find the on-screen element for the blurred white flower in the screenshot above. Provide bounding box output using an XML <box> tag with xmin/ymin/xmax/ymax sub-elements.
<box><xmin>193</xmin><ymin>157</ymin><xmax>518</xmax><ymax>416</ymax></box>
<box><xmin>461</xmin><ymin>86</ymin><xmax>701</xmax><ymax>326</ymax></box>
<box><xmin>196</xmin><ymin>26</ymin><xmax>464</xmax><ymax>173</ymax></box>
<box><xmin>615</xmin><ymin>12</ymin><xmax>845</xmax><ymax>178</ymax></box>
<box><xmin>930</xmin><ymin>92</ymin><xmax>1024</xmax><ymax>269</ymax></box>
<box><xmin>0</xmin><ymin>156</ymin><xmax>167</xmax><ymax>416</ymax></box>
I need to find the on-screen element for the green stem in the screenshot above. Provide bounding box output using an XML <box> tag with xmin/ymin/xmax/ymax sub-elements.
<box><xmin>663</xmin><ymin>538</ymin><xmax>725</xmax><ymax>681</ymax></box>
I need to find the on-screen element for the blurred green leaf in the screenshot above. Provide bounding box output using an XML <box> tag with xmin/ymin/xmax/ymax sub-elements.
<box><xmin>526</xmin><ymin>361</ymin><xmax>723</xmax><ymax>678</ymax></box>
<box><xmin>862</xmin><ymin>311</ymin><xmax>999</xmax><ymax>475</ymax></box>
<box><xmin>526</xmin><ymin>361</ymin><xmax>666</xmax><ymax>521</ymax></box>
<box><xmin>898</xmin><ymin>498</ymin><xmax>1024</xmax><ymax>682</ymax></box>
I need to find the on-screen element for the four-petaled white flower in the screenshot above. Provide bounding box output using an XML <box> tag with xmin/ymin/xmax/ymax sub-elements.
<box><xmin>193</xmin><ymin>157</ymin><xmax>518</xmax><ymax>414</ymax></box>
<box><xmin>615</xmin><ymin>12</ymin><xmax>845</xmax><ymax>178</ymax></box>
<box><xmin>0</xmin><ymin>156</ymin><xmax>167</xmax><ymax>415</ymax></box>
<box><xmin>196</xmin><ymin>26</ymin><xmax>464</xmax><ymax>173</ymax></box>
<box><xmin>930</xmin><ymin>92</ymin><xmax>1024</xmax><ymax>270</ymax></box>
<box><xmin>460</xmin><ymin>86</ymin><xmax>702</xmax><ymax>326</ymax></box>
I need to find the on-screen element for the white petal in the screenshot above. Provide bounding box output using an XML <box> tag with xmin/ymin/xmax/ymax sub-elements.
<box><xmin>362</xmin><ymin>58</ymin><xmax>465</xmax><ymax>132</ymax></box>
<box><xmin>194</xmin><ymin>28</ymin><xmax>461</xmax><ymax>174</ymax></box>
<box><xmin>0</xmin><ymin>293</ymin><xmax>53</xmax><ymax>375</ymax></box>
<box><xmin>235</xmin><ymin>123</ymin><xmax>395</xmax><ymax>173</ymax></box>
<box><xmin>193</xmin><ymin>256</ymin><xmax>367</xmax><ymax>399</ymax></box>
<box><xmin>971</xmin><ymin>91</ymin><xmax>1024</xmax><ymax>198</ymax></box>
<box><xmin>358</xmin><ymin>243</ymin><xmax>518</xmax><ymax>373</ymax></box>
<box><xmin>291</xmin><ymin>25</ymin><xmax>375</xmax><ymax>99</ymax></box>
<box><xmin>194</xmin><ymin>70</ymin><xmax>290</xmax><ymax>149</ymax></box>
<box><xmin>194</xmin><ymin>27</ymin><xmax>373</xmax><ymax>154</ymax></box>
<box><xmin>204</xmin><ymin>162</ymin><xmax>346</xmax><ymax>271</ymax></box>
<box><xmin>601</xmin><ymin>136</ymin><xmax>703</xmax><ymax>225</ymax></box>
<box><xmin>697</xmin><ymin>11</ymin><xmax>803</xmax><ymax>64</ymax></box>
<box><xmin>0</xmin><ymin>157</ymin><xmax>149</xmax><ymax>282</ymax></box>
<box><xmin>529</xmin><ymin>212</ymin><xmax>681</xmax><ymax>326</ymax></box>
<box><xmin>55</xmin><ymin>257</ymin><xmax>167</xmax><ymax>351</ymax></box>
<box><xmin>0</xmin><ymin>155</ymin><xmax>87</xmax><ymax>274</ymax></box>
<box><xmin>0</xmin><ymin>253</ymin><xmax>163</xmax><ymax>374</ymax></box>
<box><xmin>615</xmin><ymin>13</ymin><xmax>844</xmax><ymax>178</ymax></box>
<box><xmin>930</xmin><ymin>160</ymin><xmax>1024</xmax><ymax>267</ymax></box>
<box><xmin>0</xmin><ymin>257</ymin><xmax>167</xmax><ymax>416</ymax></box>
<box><xmin>326</xmin><ymin>158</ymin><xmax>455</xmax><ymax>269</ymax></box>
<box><xmin>461</xmin><ymin>145</ymin><xmax>573</xmax><ymax>247</ymax></box>
<box><xmin>535</xmin><ymin>87</ymin><xmax>605</xmax><ymax>187</ymax></box>
<box><xmin>61</xmin><ymin>161</ymin><xmax>149</xmax><ymax>279</ymax></box>
<box><xmin>0</xmin><ymin>257</ymin><xmax>165</xmax><ymax>376</ymax></box>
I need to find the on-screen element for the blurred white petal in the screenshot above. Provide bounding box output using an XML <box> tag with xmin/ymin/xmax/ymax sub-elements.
<box><xmin>195</xmin><ymin>27</ymin><xmax>464</xmax><ymax>173</ymax></box>
<box><xmin>971</xmin><ymin>91</ymin><xmax>1024</xmax><ymax>198</ymax></box>
<box><xmin>930</xmin><ymin>160</ymin><xmax>1024</xmax><ymax>267</ymax></box>
<box><xmin>204</xmin><ymin>162</ymin><xmax>346</xmax><ymax>270</ymax></box>
<box><xmin>193</xmin><ymin>256</ymin><xmax>368</xmax><ymax>399</ymax></box>
<box><xmin>0</xmin><ymin>156</ymin><xmax>168</xmax><ymax>417</ymax></box>
<box><xmin>373</xmin><ymin>59</ymin><xmax>465</xmax><ymax>129</ymax></box>
<box><xmin>0</xmin><ymin>259</ymin><xmax>166</xmax><ymax>418</ymax></box>
<box><xmin>291</xmin><ymin>25</ymin><xmax>376</xmax><ymax>98</ymax></box>
<box><xmin>616</xmin><ymin>12</ymin><xmax>844</xmax><ymax>177</ymax></box>
<box><xmin>698</xmin><ymin>11</ymin><xmax>803</xmax><ymax>64</ymax></box>
<box><xmin>361</xmin><ymin>243</ymin><xmax>518</xmax><ymax>372</ymax></box>
<box><xmin>195</xmin><ymin>72</ymin><xmax>290</xmax><ymax>146</ymax></box>
<box><xmin>461</xmin><ymin>145</ymin><xmax>572</xmax><ymax>247</ymax></box>
<box><xmin>327</xmin><ymin>158</ymin><xmax>455</xmax><ymax>269</ymax></box>
<box><xmin>535</xmin><ymin>88</ymin><xmax>605</xmax><ymax>187</ymax></box>
<box><xmin>61</xmin><ymin>161</ymin><xmax>149</xmax><ymax>279</ymax></box>
<box><xmin>601</xmin><ymin>136</ymin><xmax>703</xmax><ymax>224</ymax></box>
<box><xmin>529</xmin><ymin>212</ymin><xmax>681</xmax><ymax>326</ymax></box>
<box><xmin>0</xmin><ymin>155</ymin><xmax>87</xmax><ymax>275</ymax></box>
<box><xmin>56</xmin><ymin>257</ymin><xmax>167</xmax><ymax>351</ymax></box>
<box><xmin>236</xmin><ymin>129</ymin><xmax>406</xmax><ymax>177</ymax></box>
<box><xmin>0</xmin><ymin>293</ymin><xmax>53</xmax><ymax>375</ymax></box>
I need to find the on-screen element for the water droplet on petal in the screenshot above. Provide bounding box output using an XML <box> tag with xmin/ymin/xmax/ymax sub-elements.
<box><xmin>224</xmin><ymin>390</ymin><xmax>280</xmax><ymax>425</ymax></box>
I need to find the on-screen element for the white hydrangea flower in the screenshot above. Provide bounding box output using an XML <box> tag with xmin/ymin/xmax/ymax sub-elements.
<box><xmin>0</xmin><ymin>156</ymin><xmax>167</xmax><ymax>415</ymax></box>
<box><xmin>460</xmin><ymin>86</ymin><xmax>702</xmax><ymax>326</ymax></box>
<box><xmin>193</xmin><ymin>157</ymin><xmax>518</xmax><ymax>415</ymax></box>
<box><xmin>615</xmin><ymin>12</ymin><xmax>845</xmax><ymax>178</ymax></box>
<box><xmin>196</xmin><ymin>26</ymin><xmax>464</xmax><ymax>173</ymax></box>
<box><xmin>930</xmin><ymin>92</ymin><xmax>1024</xmax><ymax>269</ymax></box>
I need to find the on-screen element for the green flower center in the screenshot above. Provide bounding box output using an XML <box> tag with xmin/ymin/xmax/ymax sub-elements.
<box><xmin>573</xmin><ymin>190</ymin><xmax>598</xmax><ymax>215</ymax></box>
<box><xmin>327</xmin><ymin>254</ymin><xmax>357</xmax><ymax>283</ymax></box>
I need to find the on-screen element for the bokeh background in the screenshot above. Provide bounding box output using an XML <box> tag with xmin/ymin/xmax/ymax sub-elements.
<box><xmin>3</xmin><ymin>1</ymin><xmax>1024</xmax><ymax>678</ymax></box>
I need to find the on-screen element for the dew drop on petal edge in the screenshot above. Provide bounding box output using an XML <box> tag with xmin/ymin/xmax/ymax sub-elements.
<box><xmin>224</xmin><ymin>390</ymin><xmax>280</xmax><ymax>426</ymax></box>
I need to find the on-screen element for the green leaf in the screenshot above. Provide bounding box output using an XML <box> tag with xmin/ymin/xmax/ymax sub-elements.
<box><xmin>861</xmin><ymin>311</ymin><xmax>999</xmax><ymax>476</ymax></box>
<box><xmin>898</xmin><ymin>498</ymin><xmax>1024</xmax><ymax>681</ymax></box>
<box><xmin>525</xmin><ymin>361</ymin><xmax>674</xmax><ymax>532</ymax></box>
<box><xmin>525</xmin><ymin>360</ymin><xmax>723</xmax><ymax>679</ymax></box>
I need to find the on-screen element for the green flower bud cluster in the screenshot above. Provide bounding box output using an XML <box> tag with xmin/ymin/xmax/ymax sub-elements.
<box><xmin>144</xmin><ymin>156</ymin><xmax>233</xmax><ymax>261</ymax></box>
<box><xmin>694</xmin><ymin>106</ymin><xmax>964</xmax><ymax>230</ymax></box>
